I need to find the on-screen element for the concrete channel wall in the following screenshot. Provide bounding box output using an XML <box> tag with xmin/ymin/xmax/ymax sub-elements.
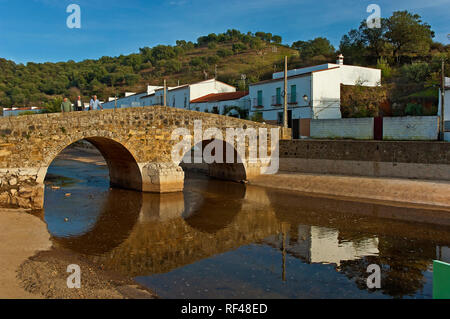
<box><xmin>383</xmin><ymin>116</ymin><xmax>439</xmax><ymax>141</ymax></box>
<box><xmin>279</xmin><ymin>139</ymin><xmax>450</xmax><ymax>181</ymax></box>
<box><xmin>310</xmin><ymin>118</ymin><xmax>374</xmax><ymax>140</ymax></box>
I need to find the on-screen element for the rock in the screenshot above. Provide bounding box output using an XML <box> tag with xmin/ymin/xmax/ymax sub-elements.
<box><xmin>17</xmin><ymin>197</ymin><xmax>31</xmax><ymax>208</ymax></box>
<box><xmin>9</xmin><ymin>178</ymin><xmax>17</xmax><ymax>186</ymax></box>
<box><xmin>0</xmin><ymin>192</ymin><xmax>9</xmax><ymax>203</ymax></box>
<box><xmin>10</xmin><ymin>189</ymin><xmax>17</xmax><ymax>196</ymax></box>
<box><xmin>19</xmin><ymin>186</ymin><xmax>33</xmax><ymax>194</ymax></box>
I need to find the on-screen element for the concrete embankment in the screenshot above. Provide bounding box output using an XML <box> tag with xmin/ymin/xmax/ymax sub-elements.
<box><xmin>250</xmin><ymin>173</ymin><xmax>450</xmax><ymax>209</ymax></box>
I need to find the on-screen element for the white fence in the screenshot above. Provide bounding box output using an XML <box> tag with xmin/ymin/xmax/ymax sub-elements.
<box><xmin>310</xmin><ymin>118</ymin><xmax>374</xmax><ymax>140</ymax></box>
<box><xmin>383</xmin><ymin>116</ymin><xmax>439</xmax><ymax>141</ymax></box>
<box><xmin>309</xmin><ymin>116</ymin><xmax>440</xmax><ymax>141</ymax></box>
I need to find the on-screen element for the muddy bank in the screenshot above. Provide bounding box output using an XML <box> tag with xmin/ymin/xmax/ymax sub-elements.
<box><xmin>18</xmin><ymin>247</ymin><xmax>157</xmax><ymax>299</ymax></box>
<box><xmin>0</xmin><ymin>208</ymin><xmax>157</xmax><ymax>299</ymax></box>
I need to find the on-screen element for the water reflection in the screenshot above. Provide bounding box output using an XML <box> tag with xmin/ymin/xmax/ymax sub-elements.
<box><xmin>43</xmin><ymin>157</ymin><xmax>450</xmax><ymax>299</ymax></box>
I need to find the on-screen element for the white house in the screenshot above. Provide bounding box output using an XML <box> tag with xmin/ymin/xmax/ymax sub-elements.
<box><xmin>102</xmin><ymin>85</ymin><xmax>163</xmax><ymax>109</ymax></box>
<box><xmin>189</xmin><ymin>91</ymin><xmax>250</xmax><ymax>117</ymax></box>
<box><xmin>249</xmin><ymin>55</ymin><xmax>381</xmax><ymax>137</ymax></box>
<box><xmin>140</xmin><ymin>78</ymin><xmax>236</xmax><ymax>110</ymax></box>
<box><xmin>438</xmin><ymin>77</ymin><xmax>450</xmax><ymax>141</ymax></box>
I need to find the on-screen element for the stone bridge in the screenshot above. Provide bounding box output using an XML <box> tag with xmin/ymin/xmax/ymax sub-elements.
<box><xmin>0</xmin><ymin>107</ymin><xmax>284</xmax><ymax>209</ymax></box>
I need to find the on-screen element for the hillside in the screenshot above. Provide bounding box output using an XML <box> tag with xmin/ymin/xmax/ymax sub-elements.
<box><xmin>0</xmin><ymin>30</ymin><xmax>301</xmax><ymax>108</ymax></box>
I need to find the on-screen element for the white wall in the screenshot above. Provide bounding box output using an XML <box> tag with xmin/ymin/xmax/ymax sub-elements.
<box><xmin>383</xmin><ymin>116</ymin><xmax>439</xmax><ymax>141</ymax></box>
<box><xmin>437</xmin><ymin>88</ymin><xmax>449</xmax><ymax>131</ymax></box>
<box><xmin>189</xmin><ymin>79</ymin><xmax>235</xmax><ymax>101</ymax></box>
<box><xmin>311</xmin><ymin>68</ymin><xmax>341</xmax><ymax>119</ymax></box>
<box><xmin>338</xmin><ymin>65</ymin><xmax>381</xmax><ymax>87</ymax></box>
<box><xmin>310</xmin><ymin>118</ymin><xmax>374</xmax><ymax>139</ymax></box>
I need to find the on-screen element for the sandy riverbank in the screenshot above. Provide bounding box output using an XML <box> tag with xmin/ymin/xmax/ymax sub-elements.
<box><xmin>0</xmin><ymin>208</ymin><xmax>157</xmax><ymax>299</ymax></box>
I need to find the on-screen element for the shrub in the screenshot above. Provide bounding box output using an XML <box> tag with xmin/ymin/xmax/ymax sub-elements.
<box><xmin>401</xmin><ymin>63</ymin><xmax>431</xmax><ymax>83</ymax></box>
<box><xmin>217</xmin><ymin>49</ymin><xmax>233</xmax><ymax>58</ymax></box>
<box><xmin>404</xmin><ymin>103</ymin><xmax>423</xmax><ymax>116</ymax></box>
<box><xmin>377</xmin><ymin>57</ymin><xmax>393</xmax><ymax>80</ymax></box>
<box><xmin>232</xmin><ymin>42</ymin><xmax>247</xmax><ymax>54</ymax></box>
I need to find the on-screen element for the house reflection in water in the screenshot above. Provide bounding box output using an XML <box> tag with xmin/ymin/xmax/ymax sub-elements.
<box><xmin>267</xmin><ymin>225</ymin><xmax>379</xmax><ymax>267</ymax></box>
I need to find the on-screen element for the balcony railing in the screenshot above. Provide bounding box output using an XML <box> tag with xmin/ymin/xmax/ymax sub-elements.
<box><xmin>288</xmin><ymin>93</ymin><xmax>298</xmax><ymax>105</ymax></box>
<box><xmin>271</xmin><ymin>95</ymin><xmax>282</xmax><ymax>107</ymax></box>
<box><xmin>252</xmin><ymin>98</ymin><xmax>264</xmax><ymax>109</ymax></box>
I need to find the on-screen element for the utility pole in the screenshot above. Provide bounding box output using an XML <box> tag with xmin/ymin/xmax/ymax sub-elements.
<box><xmin>114</xmin><ymin>92</ymin><xmax>117</xmax><ymax>111</ymax></box>
<box><xmin>283</xmin><ymin>56</ymin><xmax>288</xmax><ymax>129</ymax></box>
<box><xmin>163</xmin><ymin>79</ymin><xmax>167</xmax><ymax>107</ymax></box>
<box><xmin>215</xmin><ymin>64</ymin><xmax>218</xmax><ymax>79</ymax></box>
<box><xmin>441</xmin><ymin>59</ymin><xmax>445</xmax><ymax>141</ymax></box>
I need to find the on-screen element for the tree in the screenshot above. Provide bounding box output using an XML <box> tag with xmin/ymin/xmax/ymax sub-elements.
<box><xmin>293</xmin><ymin>37</ymin><xmax>335</xmax><ymax>60</ymax></box>
<box><xmin>271</xmin><ymin>35</ymin><xmax>282</xmax><ymax>44</ymax></box>
<box><xmin>385</xmin><ymin>11</ymin><xmax>434</xmax><ymax>64</ymax></box>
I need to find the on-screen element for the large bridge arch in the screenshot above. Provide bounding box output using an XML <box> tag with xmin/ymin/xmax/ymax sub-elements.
<box><xmin>45</xmin><ymin>136</ymin><xmax>143</xmax><ymax>192</ymax></box>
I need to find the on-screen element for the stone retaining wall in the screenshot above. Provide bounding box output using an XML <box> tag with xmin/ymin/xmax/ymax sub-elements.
<box><xmin>279</xmin><ymin>139</ymin><xmax>450</xmax><ymax>181</ymax></box>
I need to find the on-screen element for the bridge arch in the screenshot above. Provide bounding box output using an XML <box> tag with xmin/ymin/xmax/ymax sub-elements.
<box><xmin>45</xmin><ymin>136</ymin><xmax>143</xmax><ymax>192</ymax></box>
<box><xmin>179</xmin><ymin>139</ymin><xmax>248</xmax><ymax>182</ymax></box>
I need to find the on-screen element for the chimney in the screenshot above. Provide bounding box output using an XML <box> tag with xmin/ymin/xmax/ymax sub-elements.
<box><xmin>337</xmin><ymin>54</ymin><xmax>344</xmax><ymax>65</ymax></box>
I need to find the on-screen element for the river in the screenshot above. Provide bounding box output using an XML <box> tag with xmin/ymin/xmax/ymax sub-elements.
<box><xmin>41</xmin><ymin>148</ymin><xmax>450</xmax><ymax>299</ymax></box>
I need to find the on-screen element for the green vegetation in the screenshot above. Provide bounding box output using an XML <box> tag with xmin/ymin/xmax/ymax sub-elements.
<box><xmin>0</xmin><ymin>12</ymin><xmax>448</xmax><ymax>118</ymax></box>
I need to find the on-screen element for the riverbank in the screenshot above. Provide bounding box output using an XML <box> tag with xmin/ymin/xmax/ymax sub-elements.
<box><xmin>0</xmin><ymin>208</ymin><xmax>157</xmax><ymax>299</ymax></box>
<box><xmin>0</xmin><ymin>208</ymin><xmax>51</xmax><ymax>298</ymax></box>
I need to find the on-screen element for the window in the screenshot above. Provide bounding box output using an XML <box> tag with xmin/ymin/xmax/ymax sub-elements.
<box><xmin>257</xmin><ymin>90</ymin><xmax>263</xmax><ymax>106</ymax></box>
<box><xmin>184</xmin><ymin>96</ymin><xmax>187</xmax><ymax>108</ymax></box>
<box><xmin>276</xmin><ymin>87</ymin><xmax>281</xmax><ymax>105</ymax></box>
<box><xmin>172</xmin><ymin>97</ymin><xmax>176</xmax><ymax>107</ymax></box>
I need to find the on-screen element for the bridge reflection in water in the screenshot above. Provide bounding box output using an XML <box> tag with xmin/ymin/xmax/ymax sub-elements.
<box><xmin>44</xmin><ymin>159</ymin><xmax>450</xmax><ymax>299</ymax></box>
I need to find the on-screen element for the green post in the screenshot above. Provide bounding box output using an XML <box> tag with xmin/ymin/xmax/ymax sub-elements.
<box><xmin>433</xmin><ymin>260</ymin><xmax>450</xmax><ymax>299</ymax></box>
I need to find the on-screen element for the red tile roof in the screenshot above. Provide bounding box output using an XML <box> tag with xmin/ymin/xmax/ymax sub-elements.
<box><xmin>190</xmin><ymin>91</ymin><xmax>248</xmax><ymax>103</ymax></box>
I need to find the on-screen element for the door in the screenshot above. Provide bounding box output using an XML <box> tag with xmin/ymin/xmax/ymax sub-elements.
<box><xmin>257</xmin><ymin>90</ymin><xmax>263</xmax><ymax>106</ymax></box>
<box><xmin>288</xmin><ymin>110</ymin><xmax>292</xmax><ymax>128</ymax></box>
<box><xmin>292</xmin><ymin>119</ymin><xmax>300</xmax><ymax>139</ymax></box>
<box><xmin>374</xmin><ymin>116</ymin><xmax>383</xmax><ymax>140</ymax></box>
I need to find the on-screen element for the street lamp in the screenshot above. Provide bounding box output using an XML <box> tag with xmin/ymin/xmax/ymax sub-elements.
<box><xmin>303</xmin><ymin>94</ymin><xmax>309</xmax><ymax>103</ymax></box>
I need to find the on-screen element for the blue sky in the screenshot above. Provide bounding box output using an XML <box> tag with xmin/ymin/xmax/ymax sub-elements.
<box><xmin>0</xmin><ymin>0</ymin><xmax>448</xmax><ymax>64</ymax></box>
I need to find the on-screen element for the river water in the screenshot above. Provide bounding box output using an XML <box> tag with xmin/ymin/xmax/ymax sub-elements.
<box><xmin>42</xmin><ymin>150</ymin><xmax>450</xmax><ymax>299</ymax></box>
